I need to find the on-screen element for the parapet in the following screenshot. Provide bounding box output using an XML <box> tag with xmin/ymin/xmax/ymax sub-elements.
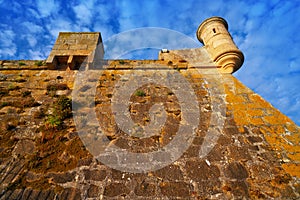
<box><xmin>159</xmin><ymin>17</ymin><xmax>244</xmax><ymax>73</ymax></box>
<box><xmin>46</xmin><ymin>17</ymin><xmax>243</xmax><ymax>73</ymax></box>
<box><xmin>197</xmin><ymin>17</ymin><xmax>244</xmax><ymax>73</ymax></box>
<box><xmin>46</xmin><ymin>32</ymin><xmax>104</xmax><ymax>70</ymax></box>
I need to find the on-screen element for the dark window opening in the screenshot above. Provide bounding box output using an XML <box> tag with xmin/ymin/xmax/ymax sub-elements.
<box><xmin>213</xmin><ymin>28</ymin><xmax>216</xmax><ymax>33</ymax></box>
<box><xmin>72</xmin><ymin>56</ymin><xmax>88</xmax><ymax>70</ymax></box>
<box><xmin>54</xmin><ymin>56</ymin><xmax>68</xmax><ymax>70</ymax></box>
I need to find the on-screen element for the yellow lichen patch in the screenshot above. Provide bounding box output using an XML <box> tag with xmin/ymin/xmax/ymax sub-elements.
<box><xmin>246</xmin><ymin>103</ymin><xmax>261</xmax><ymax>110</ymax></box>
<box><xmin>237</xmin><ymin>126</ymin><xmax>246</xmax><ymax>134</ymax></box>
<box><xmin>249</xmin><ymin>117</ymin><xmax>265</xmax><ymax>126</ymax></box>
<box><xmin>263</xmin><ymin>115</ymin><xmax>282</xmax><ymax>125</ymax></box>
<box><xmin>195</xmin><ymin>90</ymin><xmax>208</xmax><ymax>97</ymax></box>
<box><xmin>225</xmin><ymin>102</ymin><xmax>234</xmax><ymax>111</ymax></box>
<box><xmin>228</xmin><ymin>102</ymin><xmax>267</xmax><ymax>126</ymax></box>
<box><xmin>223</xmin><ymin>84</ymin><xmax>231</xmax><ymax>93</ymax></box>
<box><xmin>260</xmin><ymin>126</ymin><xmax>299</xmax><ymax>153</ymax></box>
<box><xmin>263</xmin><ymin>135</ymin><xmax>283</xmax><ymax>150</ymax></box>
<box><xmin>231</xmin><ymin>103</ymin><xmax>249</xmax><ymax>111</ymax></box>
<box><xmin>273</xmin><ymin>110</ymin><xmax>294</xmax><ymax>124</ymax></box>
<box><xmin>178</xmin><ymin>70</ymin><xmax>188</xmax><ymax>77</ymax></box>
<box><xmin>287</xmin><ymin>153</ymin><xmax>300</xmax><ymax>161</ymax></box>
<box><xmin>260</xmin><ymin>125</ymin><xmax>285</xmax><ymax>135</ymax></box>
<box><xmin>187</xmin><ymin>70</ymin><xmax>203</xmax><ymax>78</ymax></box>
<box><xmin>249</xmin><ymin>94</ymin><xmax>272</xmax><ymax>108</ymax></box>
<box><xmin>231</xmin><ymin>79</ymin><xmax>253</xmax><ymax>94</ymax></box>
<box><xmin>281</xmin><ymin>163</ymin><xmax>300</xmax><ymax>177</ymax></box>
<box><xmin>224</xmin><ymin>91</ymin><xmax>237</xmax><ymax>104</ymax></box>
<box><xmin>284</xmin><ymin>134</ymin><xmax>300</xmax><ymax>145</ymax></box>
<box><xmin>233</xmin><ymin>109</ymin><xmax>249</xmax><ymax>126</ymax></box>
<box><xmin>247</xmin><ymin>109</ymin><xmax>265</xmax><ymax>117</ymax></box>
<box><xmin>259</xmin><ymin>123</ymin><xmax>300</xmax><ymax>178</ymax></box>
<box><xmin>285</xmin><ymin>123</ymin><xmax>300</xmax><ymax>134</ymax></box>
<box><xmin>281</xmin><ymin>144</ymin><xmax>300</xmax><ymax>155</ymax></box>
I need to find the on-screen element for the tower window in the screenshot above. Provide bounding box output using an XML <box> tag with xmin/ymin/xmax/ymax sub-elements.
<box><xmin>213</xmin><ymin>28</ymin><xmax>216</xmax><ymax>33</ymax></box>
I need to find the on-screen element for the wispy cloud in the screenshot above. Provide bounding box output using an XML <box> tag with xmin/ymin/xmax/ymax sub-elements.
<box><xmin>0</xmin><ymin>27</ymin><xmax>17</xmax><ymax>57</ymax></box>
<box><xmin>73</xmin><ymin>3</ymin><xmax>93</xmax><ymax>26</ymax></box>
<box><xmin>22</xmin><ymin>22</ymin><xmax>44</xmax><ymax>34</ymax></box>
<box><xmin>46</xmin><ymin>16</ymin><xmax>74</xmax><ymax>37</ymax></box>
<box><xmin>36</xmin><ymin>0</ymin><xmax>60</xmax><ymax>18</ymax></box>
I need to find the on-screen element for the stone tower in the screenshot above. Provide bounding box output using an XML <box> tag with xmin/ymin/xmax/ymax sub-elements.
<box><xmin>197</xmin><ymin>16</ymin><xmax>244</xmax><ymax>73</ymax></box>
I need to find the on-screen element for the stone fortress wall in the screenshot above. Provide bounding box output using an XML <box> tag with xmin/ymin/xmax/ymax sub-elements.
<box><xmin>0</xmin><ymin>17</ymin><xmax>299</xmax><ymax>199</ymax></box>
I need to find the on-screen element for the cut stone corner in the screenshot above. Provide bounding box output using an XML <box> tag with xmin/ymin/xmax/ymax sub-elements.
<box><xmin>46</xmin><ymin>32</ymin><xmax>104</xmax><ymax>70</ymax></box>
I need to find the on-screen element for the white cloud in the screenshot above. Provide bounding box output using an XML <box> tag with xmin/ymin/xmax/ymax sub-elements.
<box><xmin>27</xmin><ymin>8</ymin><xmax>41</xmax><ymax>19</ymax></box>
<box><xmin>28</xmin><ymin>49</ymin><xmax>45</xmax><ymax>60</ymax></box>
<box><xmin>26</xmin><ymin>36</ymin><xmax>37</xmax><ymax>47</ymax></box>
<box><xmin>92</xmin><ymin>23</ymin><xmax>114</xmax><ymax>40</ymax></box>
<box><xmin>288</xmin><ymin>59</ymin><xmax>300</xmax><ymax>73</ymax></box>
<box><xmin>73</xmin><ymin>4</ymin><xmax>93</xmax><ymax>25</ymax></box>
<box><xmin>7</xmin><ymin>1</ymin><xmax>22</xmax><ymax>13</ymax></box>
<box><xmin>248</xmin><ymin>2</ymin><xmax>268</xmax><ymax>17</ymax></box>
<box><xmin>0</xmin><ymin>47</ymin><xmax>17</xmax><ymax>57</ymax></box>
<box><xmin>36</xmin><ymin>0</ymin><xmax>59</xmax><ymax>18</ymax></box>
<box><xmin>22</xmin><ymin>22</ymin><xmax>44</xmax><ymax>34</ymax></box>
<box><xmin>94</xmin><ymin>4</ymin><xmax>111</xmax><ymax>23</ymax></box>
<box><xmin>46</xmin><ymin>17</ymin><xmax>73</xmax><ymax>37</ymax></box>
<box><xmin>0</xmin><ymin>28</ymin><xmax>17</xmax><ymax>57</ymax></box>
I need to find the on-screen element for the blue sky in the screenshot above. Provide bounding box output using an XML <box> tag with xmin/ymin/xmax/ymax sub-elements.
<box><xmin>0</xmin><ymin>0</ymin><xmax>299</xmax><ymax>125</ymax></box>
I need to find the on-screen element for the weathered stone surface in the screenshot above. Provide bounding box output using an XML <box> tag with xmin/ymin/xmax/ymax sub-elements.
<box><xmin>48</xmin><ymin>171</ymin><xmax>76</xmax><ymax>183</ymax></box>
<box><xmin>160</xmin><ymin>182</ymin><xmax>192</xmax><ymax>197</ymax></box>
<box><xmin>26</xmin><ymin>189</ymin><xmax>40</xmax><ymax>200</ymax></box>
<box><xmin>224</xmin><ymin>162</ymin><xmax>248</xmax><ymax>179</ymax></box>
<box><xmin>134</xmin><ymin>181</ymin><xmax>157</xmax><ymax>196</ymax></box>
<box><xmin>206</xmin><ymin>144</ymin><xmax>227</xmax><ymax>161</ymax></box>
<box><xmin>153</xmin><ymin>164</ymin><xmax>183</xmax><ymax>181</ymax></box>
<box><xmin>25</xmin><ymin>171</ymin><xmax>42</xmax><ymax>182</ymax></box>
<box><xmin>20</xmin><ymin>188</ymin><xmax>32</xmax><ymax>199</ymax></box>
<box><xmin>77</xmin><ymin>157</ymin><xmax>93</xmax><ymax>167</ymax></box>
<box><xmin>12</xmin><ymin>139</ymin><xmax>35</xmax><ymax>156</ymax></box>
<box><xmin>6</xmin><ymin>189</ymin><xmax>22</xmax><ymax>199</ymax></box>
<box><xmin>0</xmin><ymin>63</ymin><xmax>299</xmax><ymax>199</ymax></box>
<box><xmin>186</xmin><ymin>160</ymin><xmax>220</xmax><ymax>181</ymax></box>
<box><xmin>87</xmin><ymin>184</ymin><xmax>100</xmax><ymax>198</ymax></box>
<box><xmin>224</xmin><ymin>181</ymin><xmax>249</xmax><ymax>197</ymax></box>
<box><xmin>59</xmin><ymin>187</ymin><xmax>81</xmax><ymax>200</ymax></box>
<box><xmin>83</xmin><ymin>169</ymin><xmax>106</xmax><ymax>181</ymax></box>
<box><xmin>103</xmin><ymin>183</ymin><xmax>130</xmax><ymax>197</ymax></box>
<box><xmin>33</xmin><ymin>189</ymin><xmax>55</xmax><ymax>200</ymax></box>
<box><xmin>228</xmin><ymin>145</ymin><xmax>252</xmax><ymax>161</ymax></box>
